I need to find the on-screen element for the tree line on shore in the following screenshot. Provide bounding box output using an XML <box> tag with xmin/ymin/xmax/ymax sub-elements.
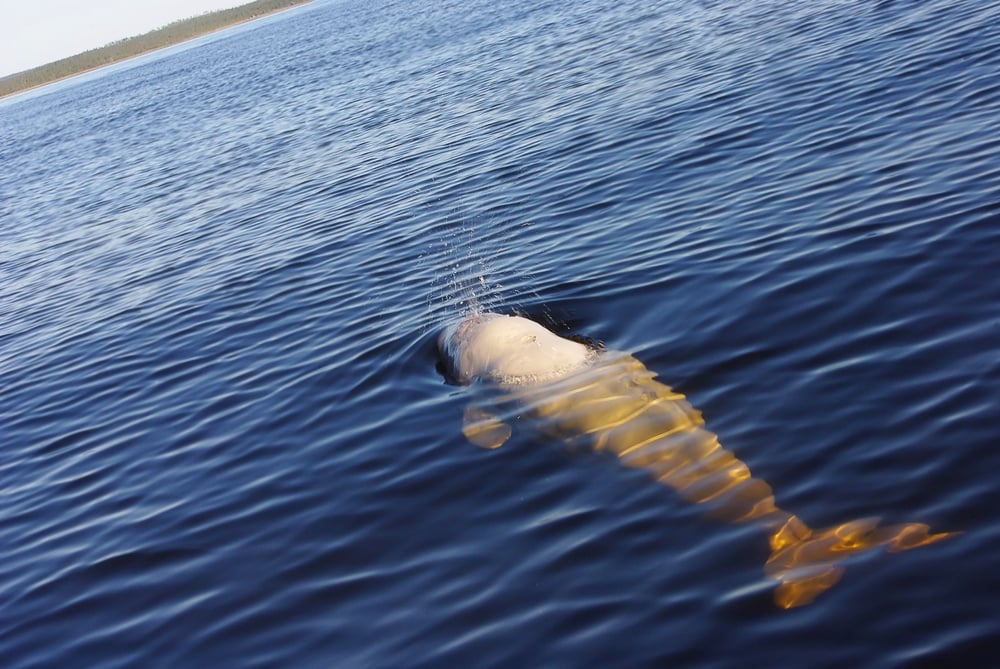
<box><xmin>1</xmin><ymin>0</ymin><xmax>312</xmax><ymax>98</ymax></box>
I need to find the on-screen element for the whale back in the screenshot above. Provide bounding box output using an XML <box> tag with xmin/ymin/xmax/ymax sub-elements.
<box><xmin>438</xmin><ymin>313</ymin><xmax>593</xmax><ymax>386</ymax></box>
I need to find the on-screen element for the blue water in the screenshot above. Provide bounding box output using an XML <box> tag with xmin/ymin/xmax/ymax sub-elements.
<box><xmin>2</xmin><ymin>0</ymin><xmax>999</xmax><ymax>666</ymax></box>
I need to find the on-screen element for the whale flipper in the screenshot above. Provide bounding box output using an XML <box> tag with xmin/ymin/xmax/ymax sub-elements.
<box><xmin>462</xmin><ymin>405</ymin><xmax>511</xmax><ymax>449</ymax></box>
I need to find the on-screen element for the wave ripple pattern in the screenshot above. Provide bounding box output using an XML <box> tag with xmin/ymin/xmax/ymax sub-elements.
<box><xmin>1</xmin><ymin>0</ymin><xmax>998</xmax><ymax>667</ymax></box>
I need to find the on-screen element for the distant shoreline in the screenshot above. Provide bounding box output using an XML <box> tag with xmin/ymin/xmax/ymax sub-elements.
<box><xmin>0</xmin><ymin>0</ymin><xmax>313</xmax><ymax>100</ymax></box>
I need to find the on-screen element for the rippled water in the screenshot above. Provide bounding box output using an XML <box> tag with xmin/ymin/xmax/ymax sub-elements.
<box><xmin>2</xmin><ymin>0</ymin><xmax>999</xmax><ymax>666</ymax></box>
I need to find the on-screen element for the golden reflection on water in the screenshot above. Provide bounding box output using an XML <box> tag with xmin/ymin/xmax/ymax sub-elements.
<box><xmin>460</xmin><ymin>352</ymin><xmax>955</xmax><ymax>609</ymax></box>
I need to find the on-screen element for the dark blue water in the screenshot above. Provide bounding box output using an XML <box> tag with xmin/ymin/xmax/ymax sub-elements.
<box><xmin>2</xmin><ymin>0</ymin><xmax>999</xmax><ymax>666</ymax></box>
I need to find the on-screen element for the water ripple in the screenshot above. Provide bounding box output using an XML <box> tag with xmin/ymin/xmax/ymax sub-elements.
<box><xmin>1</xmin><ymin>0</ymin><xmax>998</xmax><ymax>666</ymax></box>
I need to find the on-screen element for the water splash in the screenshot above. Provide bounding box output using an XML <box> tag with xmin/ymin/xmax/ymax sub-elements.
<box><xmin>423</xmin><ymin>211</ymin><xmax>542</xmax><ymax>326</ymax></box>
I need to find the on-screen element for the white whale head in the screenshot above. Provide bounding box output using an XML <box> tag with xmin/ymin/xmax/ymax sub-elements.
<box><xmin>438</xmin><ymin>313</ymin><xmax>596</xmax><ymax>386</ymax></box>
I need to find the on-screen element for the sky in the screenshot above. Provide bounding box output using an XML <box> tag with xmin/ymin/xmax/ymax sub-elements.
<box><xmin>0</xmin><ymin>1</ymin><xmax>250</xmax><ymax>78</ymax></box>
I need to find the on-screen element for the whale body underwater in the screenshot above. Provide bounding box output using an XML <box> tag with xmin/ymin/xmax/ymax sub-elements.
<box><xmin>437</xmin><ymin>312</ymin><xmax>955</xmax><ymax>609</ymax></box>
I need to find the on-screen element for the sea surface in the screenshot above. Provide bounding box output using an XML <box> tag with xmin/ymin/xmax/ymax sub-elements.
<box><xmin>2</xmin><ymin>0</ymin><xmax>998</xmax><ymax>666</ymax></box>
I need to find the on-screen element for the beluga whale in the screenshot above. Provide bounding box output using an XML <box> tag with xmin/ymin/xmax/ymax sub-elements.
<box><xmin>437</xmin><ymin>311</ymin><xmax>955</xmax><ymax>609</ymax></box>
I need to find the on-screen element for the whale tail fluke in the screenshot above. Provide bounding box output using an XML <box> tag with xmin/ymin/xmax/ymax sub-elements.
<box><xmin>763</xmin><ymin>515</ymin><xmax>956</xmax><ymax>608</ymax></box>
